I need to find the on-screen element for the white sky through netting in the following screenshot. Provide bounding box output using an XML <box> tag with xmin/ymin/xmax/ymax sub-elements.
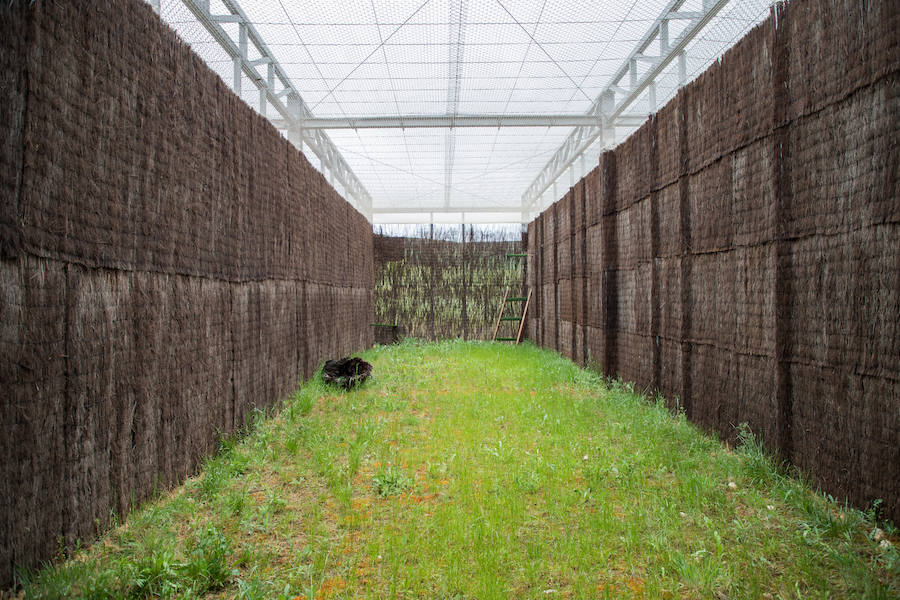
<box><xmin>157</xmin><ymin>0</ymin><xmax>775</xmax><ymax>224</ymax></box>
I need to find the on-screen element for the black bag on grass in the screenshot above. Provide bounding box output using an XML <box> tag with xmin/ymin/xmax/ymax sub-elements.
<box><xmin>322</xmin><ymin>357</ymin><xmax>373</xmax><ymax>389</ymax></box>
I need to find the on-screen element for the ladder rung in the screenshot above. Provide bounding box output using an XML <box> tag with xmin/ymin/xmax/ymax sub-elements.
<box><xmin>495</xmin><ymin>337</ymin><xmax>518</xmax><ymax>341</ymax></box>
<box><xmin>507</xmin><ymin>296</ymin><xmax>527</xmax><ymax>301</ymax></box>
<box><xmin>500</xmin><ymin>316</ymin><xmax>521</xmax><ymax>321</ymax></box>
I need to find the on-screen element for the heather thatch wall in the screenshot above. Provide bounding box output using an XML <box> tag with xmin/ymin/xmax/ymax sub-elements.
<box><xmin>527</xmin><ymin>0</ymin><xmax>899</xmax><ymax>521</ymax></box>
<box><xmin>0</xmin><ymin>0</ymin><xmax>373</xmax><ymax>584</ymax></box>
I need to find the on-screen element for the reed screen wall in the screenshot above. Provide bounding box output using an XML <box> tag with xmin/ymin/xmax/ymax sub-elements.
<box><xmin>526</xmin><ymin>0</ymin><xmax>899</xmax><ymax>522</ymax></box>
<box><xmin>0</xmin><ymin>0</ymin><xmax>373</xmax><ymax>584</ymax></box>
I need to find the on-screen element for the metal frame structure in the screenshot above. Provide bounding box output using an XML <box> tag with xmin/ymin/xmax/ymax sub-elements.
<box><xmin>373</xmin><ymin>205</ymin><xmax>526</xmax><ymax>219</ymax></box>
<box><xmin>520</xmin><ymin>0</ymin><xmax>729</xmax><ymax>217</ymax></box>
<box><xmin>153</xmin><ymin>0</ymin><xmax>763</xmax><ymax>224</ymax></box>
<box><xmin>178</xmin><ymin>0</ymin><xmax>373</xmax><ymax>220</ymax></box>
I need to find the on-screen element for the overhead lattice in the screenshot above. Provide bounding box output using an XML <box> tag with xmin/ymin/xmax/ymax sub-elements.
<box><xmin>155</xmin><ymin>0</ymin><xmax>775</xmax><ymax>224</ymax></box>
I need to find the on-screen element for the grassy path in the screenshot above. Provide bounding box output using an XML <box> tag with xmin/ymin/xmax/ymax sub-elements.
<box><xmin>20</xmin><ymin>341</ymin><xmax>898</xmax><ymax>599</ymax></box>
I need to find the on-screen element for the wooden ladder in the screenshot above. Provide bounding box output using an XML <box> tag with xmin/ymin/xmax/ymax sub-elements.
<box><xmin>492</xmin><ymin>287</ymin><xmax>532</xmax><ymax>344</ymax></box>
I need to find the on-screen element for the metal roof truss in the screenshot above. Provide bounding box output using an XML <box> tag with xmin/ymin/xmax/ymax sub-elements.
<box><xmin>176</xmin><ymin>0</ymin><xmax>374</xmax><ymax>220</ymax></box>
<box><xmin>520</xmin><ymin>0</ymin><xmax>730</xmax><ymax>215</ymax></box>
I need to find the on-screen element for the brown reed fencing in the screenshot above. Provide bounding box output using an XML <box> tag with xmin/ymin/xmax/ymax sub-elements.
<box><xmin>0</xmin><ymin>0</ymin><xmax>373</xmax><ymax>585</ymax></box>
<box><xmin>526</xmin><ymin>0</ymin><xmax>899</xmax><ymax>522</ymax></box>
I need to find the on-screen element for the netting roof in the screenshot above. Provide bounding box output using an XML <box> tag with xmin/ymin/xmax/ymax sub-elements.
<box><xmin>158</xmin><ymin>0</ymin><xmax>775</xmax><ymax>223</ymax></box>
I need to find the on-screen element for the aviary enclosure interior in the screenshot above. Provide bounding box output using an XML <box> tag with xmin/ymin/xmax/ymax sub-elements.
<box><xmin>1</xmin><ymin>0</ymin><xmax>897</xmax><ymax>587</ymax></box>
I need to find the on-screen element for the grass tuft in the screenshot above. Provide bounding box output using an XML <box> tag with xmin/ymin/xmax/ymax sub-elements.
<box><xmin>372</xmin><ymin>466</ymin><xmax>412</xmax><ymax>497</ymax></box>
<box><xmin>735</xmin><ymin>422</ymin><xmax>784</xmax><ymax>488</ymax></box>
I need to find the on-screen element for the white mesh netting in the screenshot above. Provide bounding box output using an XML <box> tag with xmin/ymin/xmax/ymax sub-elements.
<box><xmin>157</xmin><ymin>0</ymin><xmax>775</xmax><ymax>223</ymax></box>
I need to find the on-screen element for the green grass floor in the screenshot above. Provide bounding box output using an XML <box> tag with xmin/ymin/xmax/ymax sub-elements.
<box><xmin>18</xmin><ymin>340</ymin><xmax>899</xmax><ymax>599</ymax></box>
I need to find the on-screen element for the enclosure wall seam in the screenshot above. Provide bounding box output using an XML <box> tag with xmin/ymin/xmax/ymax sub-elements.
<box><xmin>772</xmin><ymin>0</ymin><xmax>793</xmax><ymax>464</ymax></box>
<box><xmin>678</xmin><ymin>87</ymin><xmax>693</xmax><ymax>420</ymax></box>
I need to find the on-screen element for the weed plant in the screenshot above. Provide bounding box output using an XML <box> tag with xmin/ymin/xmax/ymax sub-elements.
<box><xmin>15</xmin><ymin>340</ymin><xmax>899</xmax><ymax>599</ymax></box>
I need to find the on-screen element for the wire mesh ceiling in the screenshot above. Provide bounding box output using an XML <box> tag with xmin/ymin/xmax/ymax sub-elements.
<box><xmin>158</xmin><ymin>0</ymin><xmax>775</xmax><ymax>224</ymax></box>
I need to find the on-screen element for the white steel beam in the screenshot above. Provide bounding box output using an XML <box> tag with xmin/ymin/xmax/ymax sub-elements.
<box><xmin>179</xmin><ymin>0</ymin><xmax>373</xmax><ymax>221</ymax></box>
<box><xmin>373</xmin><ymin>206</ymin><xmax>525</xmax><ymax>215</ymax></box>
<box><xmin>444</xmin><ymin>0</ymin><xmax>466</xmax><ymax>209</ymax></box>
<box><xmin>210</xmin><ymin>14</ymin><xmax>243</xmax><ymax>23</ymax></box>
<box><xmin>372</xmin><ymin>214</ymin><xmax>524</xmax><ymax>225</ymax></box>
<box><xmin>522</xmin><ymin>0</ymin><xmax>729</xmax><ymax>212</ymax></box>
<box><xmin>267</xmin><ymin>114</ymin><xmax>649</xmax><ymax>131</ymax></box>
<box><xmin>669</xmin><ymin>11</ymin><xmax>704</xmax><ymax>20</ymax></box>
<box><xmin>267</xmin><ymin>114</ymin><xmax>632</xmax><ymax>129</ymax></box>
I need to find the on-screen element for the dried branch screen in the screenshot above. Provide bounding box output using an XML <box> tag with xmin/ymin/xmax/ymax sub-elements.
<box><xmin>374</xmin><ymin>227</ymin><xmax>524</xmax><ymax>341</ymax></box>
